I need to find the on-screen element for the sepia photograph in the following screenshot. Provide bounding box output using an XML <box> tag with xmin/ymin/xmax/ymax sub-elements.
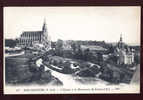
<box><xmin>4</xmin><ymin>6</ymin><xmax>140</xmax><ymax>94</ymax></box>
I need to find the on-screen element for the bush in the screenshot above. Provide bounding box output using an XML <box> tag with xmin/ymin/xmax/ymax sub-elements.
<box><xmin>41</xmin><ymin>70</ymin><xmax>52</xmax><ymax>80</ymax></box>
<box><xmin>62</xmin><ymin>61</ymin><xmax>73</xmax><ymax>74</ymax></box>
<box><xmin>76</xmin><ymin>69</ymin><xmax>95</xmax><ymax>77</ymax></box>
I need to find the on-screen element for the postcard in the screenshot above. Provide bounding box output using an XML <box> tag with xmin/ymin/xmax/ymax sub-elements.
<box><xmin>4</xmin><ymin>6</ymin><xmax>140</xmax><ymax>94</ymax></box>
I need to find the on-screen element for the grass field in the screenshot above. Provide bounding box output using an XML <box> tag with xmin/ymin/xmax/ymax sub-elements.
<box><xmin>5</xmin><ymin>54</ymin><xmax>33</xmax><ymax>84</ymax></box>
<box><xmin>5</xmin><ymin>53</ymin><xmax>63</xmax><ymax>86</ymax></box>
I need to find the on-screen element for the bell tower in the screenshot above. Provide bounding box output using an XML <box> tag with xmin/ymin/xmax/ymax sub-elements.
<box><xmin>120</xmin><ymin>34</ymin><xmax>122</xmax><ymax>42</ymax></box>
<box><xmin>41</xmin><ymin>18</ymin><xmax>51</xmax><ymax>49</ymax></box>
<box><xmin>117</xmin><ymin>34</ymin><xmax>124</xmax><ymax>49</ymax></box>
<box><xmin>42</xmin><ymin>18</ymin><xmax>47</xmax><ymax>33</ymax></box>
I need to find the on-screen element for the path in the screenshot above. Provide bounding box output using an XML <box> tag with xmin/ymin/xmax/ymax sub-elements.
<box><xmin>5</xmin><ymin>51</ymin><xmax>24</xmax><ymax>57</ymax></box>
<box><xmin>36</xmin><ymin>59</ymin><xmax>80</xmax><ymax>86</ymax></box>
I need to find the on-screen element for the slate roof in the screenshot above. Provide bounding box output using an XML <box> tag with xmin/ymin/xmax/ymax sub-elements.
<box><xmin>21</xmin><ymin>31</ymin><xmax>43</xmax><ymax>36</ymax></box>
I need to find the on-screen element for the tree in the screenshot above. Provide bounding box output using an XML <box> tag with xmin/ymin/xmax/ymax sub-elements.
<box><xmin>134</xmin><ymin>54</ymin><xmax>140</xmax><ymax>64</ymax></box>
<box><xmin>108</xmin><ymin>54</ymin><xmax>118</xmax><ymax>64</ymax></box>
<box><xmin>71</xmin><ymin>43</ymin><xmax>76</xmax><ymax>52</ymax></box>
<box><xmin>56</xmin><ymin>39</ymin><xmax>63</xmax><ymax>48</ymax></box>
<box><xmin>62</xmin><ymin>61</ymin><xmax>73</xmax><ymax>74</ymax></box>
<box><xmin>55</xmin><ymin>39</ymin><xmax>64</xmax><ymax>56</ymax></box>
<box><xmin>5</xmin><ymin>39</ymin><xmax>17</xmax><ymax>48</ymax></box>
<box><xmin>108</xmin><ymin>44</ymin><xmax>114</xmax><ymax>53</ymax></box>
<box><xmin>51</xmin><ymin>42</ymin><xmax>56</xmax><ymax>49</ymax></box>
<box><xmin>97</xmin><ymin>52</ymin><xmax>103</xmax><ymax>65</ymax></box>
<box><xmin>74</xmin><ymin>44</ymin><xmax>83</xmax><ymax>59</ymax></box>
<box><xmin>83</xmin><ymin>48</ymin><xmax>91</xmax><ymax>61</ymax></box>
<box><xmin>77</xmin><ymin>48</ymin><xmax>83</xmax><ymax>59</ymax></box>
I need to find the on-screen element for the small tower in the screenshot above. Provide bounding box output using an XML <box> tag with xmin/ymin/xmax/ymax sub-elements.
<box><xmin>120</xmin><ymin>34</ymin><xmax>122</xmax><ymax>42</ymax></box>
<box><xmin>118</xmin><ymin>34</ymin><xmax>124</xmax><ymax>49</ymax></box>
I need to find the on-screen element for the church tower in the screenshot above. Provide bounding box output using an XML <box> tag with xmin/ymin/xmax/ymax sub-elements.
<box><xmin>41</xmin><ymin>18</ymin><xmax>51</xmax><ymax>49</ymax></box>
<box><xmin>118</xmin><ymin>34</ymin><xmax>124</xmax><ymax>49</ymax></box>
<box><xmin>42</xmin><ymin>18</ymin><xmax>47</xmax><ymax>33</ymax></box>
<box><xmin>120</xmin><ymin>34</ymin><xmax>122</xmax><ymax>42</ymax></box>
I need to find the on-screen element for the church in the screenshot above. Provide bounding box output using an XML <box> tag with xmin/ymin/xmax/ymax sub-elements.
<box><xmin>18</xmin><ymin>19</ymin><xmax>51</xmax><ymax>48</ymax></box>
<box><xmin>115</xmin><ymin>34</ymin><xmax>134</xmax><ymax>65</ymax></box>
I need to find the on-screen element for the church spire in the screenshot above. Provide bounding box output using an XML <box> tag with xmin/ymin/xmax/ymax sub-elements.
<box><xmin>42</xmin><ymin>18</ymin><xmax>47</xmax><ymax>32</ymax></box>
<box><xmin>120</xmin><ymin>34</ymin><xmax>122</xmax><ymax>42</ymax></box>
<box><xmin>118</xmin><ymin>34</ymin><xmax>124</xmax><ymax>49</ymax></box>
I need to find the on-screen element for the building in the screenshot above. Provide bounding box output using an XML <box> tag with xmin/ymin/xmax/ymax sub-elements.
<box><xmin>17</xmin><ymin>19</ymin><xmax>51</xmax><ymax>48</ymax></box>
<box><xmin>115</xmin><ymin>34</ymin><xmax>134</xmax><ymax>65</ymax></box>
<box><xmin>63</xmin><ymin>40</ymin><xmax>72</xmax><ymax>50</ymax></box>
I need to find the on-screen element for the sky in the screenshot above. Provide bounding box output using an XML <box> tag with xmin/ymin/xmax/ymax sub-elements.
<box><xmin>4</xmin><ymin>7</ymin><xmax>140</xmax><ymax>45</ymax></box>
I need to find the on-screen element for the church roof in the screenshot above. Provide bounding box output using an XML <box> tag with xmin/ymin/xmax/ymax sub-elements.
<box><xmin>21</xmin><ymin>31</ymin><xmax>43</xmax><ymax>36</ymax></box>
